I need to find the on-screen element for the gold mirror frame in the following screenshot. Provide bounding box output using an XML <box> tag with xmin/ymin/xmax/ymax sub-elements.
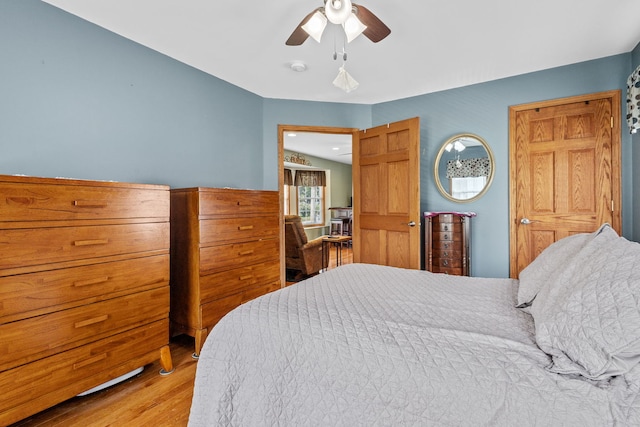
<box><xmin>434</xmin><ymin>133</ymin><xmax>495</xmax><ymax>203</ymax></box>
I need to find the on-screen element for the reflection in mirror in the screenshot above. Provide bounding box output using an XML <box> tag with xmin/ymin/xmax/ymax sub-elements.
<box><xmin>434</xmin><ymin>133</ymin><xmax>494</xmax><ymax>202</ymax></box>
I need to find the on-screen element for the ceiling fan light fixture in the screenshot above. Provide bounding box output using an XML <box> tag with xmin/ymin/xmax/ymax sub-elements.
<box><xmin>325</xmin><ymin>0</ymin><xmax>352</xmax><ymax>24</ymax></box>
<box><xmin>301</xmin><ymin>10</ymin><xmax>327</xmax><ymax>42</ymax></box>
<box><xmin>343</xmin><ymin>13</ymin><xmax>367</xmax><ymax>43</ymax></box>
<box><xmin>333</xmin><ymin>65</ymin><xmax>359</xmax><ymax>93</ymax></box>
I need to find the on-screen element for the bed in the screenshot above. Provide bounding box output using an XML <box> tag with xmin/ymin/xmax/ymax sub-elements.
<box><xmin>188</xmin><ymin>224</ymin><xmax>640</xmax><ymax>426</ymax></box>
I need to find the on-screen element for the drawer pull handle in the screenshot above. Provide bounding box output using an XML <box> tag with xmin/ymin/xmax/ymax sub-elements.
<box><xmin>74</xmin><ymin>354</ymin><xmax>107</xmax><ymax>370</ymax></box>
<box><xmin>238</xmin><ymin>225</ymin><xmax>254</xmax><ymax>231</ymax></box>
<box><xmin>444</xmin><ymin>225</ymin><xmax>449</xmax><ymax>231</ymax></box>
<box><xmin>444</xmin><ymin>243</ymin><xmax>450</xmax><ymax>249</ymax></box>
<box><xmin>74</xmin><ymin>200</ymin><xmax>107</xmax><ymax>208</ymax></box>
<box><xmin>73</xmin><ymin>277</ymin><xmax>109</xmax><ymax>287</ymax></box>
<box><xmin>239</xmin><ymin>275</ymin><xmax>254</xmax><ymax>281</ymax></box>
<box><xmin>75</xmin><ymin>314</ymin><xmax>109</xmax><ymax>328</ymax></box>
<box><xmin>74</xmin><ymin>239</ymin><xmax>109</xmax><ymax>246</ymax></box>
<box><xmin>238</xmin><ymin>250</ymin><xmax>254</xmax><ymax>256</ymax></box>
<box><xmin>442</xmin><ymin>260</ymin><xmax>449</xmax><ymax>266</ymax></box>
<box><xmin>443</xmin><ymin>252</ymin><xmax>449</xmax><ymax>257</ymax></box>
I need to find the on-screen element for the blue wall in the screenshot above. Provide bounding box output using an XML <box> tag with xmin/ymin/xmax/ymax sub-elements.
<box><xmin>2</xmin><ymin>1</ymin><xmax>637</xmax><ymax>278</ymax></box>
<box><xmin>0</xmin><ymin>1</ymin><xmax>264</xmax><ymax>189</ymax></box>
<box><xmin>372</xmin><ymin>55</ymin><xmax>634</xmax><ymax>277</ymax></box>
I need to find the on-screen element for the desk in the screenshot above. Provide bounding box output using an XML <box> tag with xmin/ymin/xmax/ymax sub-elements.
<box><xmin>322</xmin><ymin>235</ymin><xmax>352</xmax><ymax>270</ymax></box>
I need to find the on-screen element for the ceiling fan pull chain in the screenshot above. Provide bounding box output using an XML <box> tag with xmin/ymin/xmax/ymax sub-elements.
<box><xmin>343</xmin><ymin>40</ymin><xmax>347</xmax><ymax>61</ymax></box>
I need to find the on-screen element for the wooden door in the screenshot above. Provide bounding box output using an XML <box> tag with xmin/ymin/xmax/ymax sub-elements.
<box><xmin>509</xmin><ymin>91</ymin><xmax>621</xmax><ymax>278</ymax></box>
<box><xmin>353</xmin><ymin>117</ymin><xmax>421</xmax><ymax>269</ymax></box>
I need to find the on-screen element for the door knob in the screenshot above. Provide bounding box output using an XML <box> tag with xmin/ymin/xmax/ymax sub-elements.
<box><xmin>520</xmin><ymin>218</ymin><xmax>532</xmax><ymax>225</ymax></box>
<box><xmin>408</xmin><ymin>221</ymin><xmax>416</xmax><ymax>227</ymax></box>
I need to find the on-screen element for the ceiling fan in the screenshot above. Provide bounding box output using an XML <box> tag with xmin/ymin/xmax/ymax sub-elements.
<box><xmin>286</xmin><ymin>0</ymin><xmax>391</xmax><ymax>46</ymax></box>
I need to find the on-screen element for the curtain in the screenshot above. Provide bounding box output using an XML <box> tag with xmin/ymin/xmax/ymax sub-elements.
<box><xmin>294</xmin><ymin>170</ymin><xmax>326</xmax><ymax>187</ymax></box>
<box><xmin>446</xmin><ymin>157</ymin><xmax>491</xmax><ymax>179</ymax></box>
<box><xmin>284</xmin><ymin>169</ymin><xmax>293</xmax><ymax>186</ymax></box>
<box><xmin>627</xmin><ymin>64</ymin><xmax>640</xmax><ymax>134</ymax></box>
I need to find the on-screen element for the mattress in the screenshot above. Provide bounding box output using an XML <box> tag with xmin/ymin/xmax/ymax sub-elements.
<box><xmin>189</xmin><ymin>263</ymin><xmax>640</xmax><ymax>426</ymax></box>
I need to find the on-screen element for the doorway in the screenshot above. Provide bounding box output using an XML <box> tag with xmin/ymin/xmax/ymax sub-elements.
<box><xmin>278</xmin><ymin>125</ymin><xmax>359</xmax><ymax>282</ymax></box>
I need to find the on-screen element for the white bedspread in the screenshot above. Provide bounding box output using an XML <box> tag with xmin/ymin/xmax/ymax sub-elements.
<box><xmin>188</xmin><ymin>263</ymin><xmax>640</xmax><ymax>426</ymax></box>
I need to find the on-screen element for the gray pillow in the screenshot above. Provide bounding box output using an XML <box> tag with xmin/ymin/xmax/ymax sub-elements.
<box><xmin>531</xmin><ymin>226</ymin><xmax>640</xmax><ymax>380</ymax></box>
<box><xmin>516</xmin><ymin>226</ymin><xmax>606</xmax><ymax>308</ymax></box>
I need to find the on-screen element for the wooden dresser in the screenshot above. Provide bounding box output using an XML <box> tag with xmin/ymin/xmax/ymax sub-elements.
<box><xmin>0</xmin><ymin>174</ymin><xmax>173</xmax><ymax>426</ymax></box>
<box><xmin>423</xmin><ymin>212</ymin><xmax>475</xmax><ymax>276</ymax></box>
<box><xmin>169</xmin><ymin>187</ymin><xmax>282</xmax><ymax>357</ymax></box>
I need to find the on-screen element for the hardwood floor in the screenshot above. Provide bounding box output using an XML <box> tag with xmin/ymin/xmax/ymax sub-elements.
<box><xmin>325</xmin><ymin>241</ymin><xmax>353</xmax><ymax>269</ymax></box>
<box><xmin>10</xmin><ymin>247</ymin><xmax>353</xmax><ymax>427</ymax></box>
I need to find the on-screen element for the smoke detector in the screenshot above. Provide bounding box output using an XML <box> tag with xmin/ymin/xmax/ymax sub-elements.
<box><xmin>290</xmin><ymin>61</ymin><xmax>307</xmax><ymax>72</ymax></box>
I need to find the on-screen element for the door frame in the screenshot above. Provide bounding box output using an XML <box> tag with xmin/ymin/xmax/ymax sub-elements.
<box><xmin>278</xmin><ymin>124</ymin><xmax>359</xmax><ymax>284</ymax></box>
<box><xmin>508</xmin><ymin>90</ymin><xmax>622</xmax><ymax>277</ymax></box>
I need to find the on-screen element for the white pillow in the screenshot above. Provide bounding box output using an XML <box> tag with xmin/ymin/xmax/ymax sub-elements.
<box><xmin>531</xmin><ymin>226</ymin><xmax>640</xmax><ymax>380</ymax></box>
<box><xmin>516</xmin><ymin>226</ymin><xmax>607</xmax><ymax>308</ymax></box>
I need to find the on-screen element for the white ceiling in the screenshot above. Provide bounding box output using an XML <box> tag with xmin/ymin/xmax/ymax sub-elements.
<box><xmin>43</xmin><ymin>0</ymin><xmax>640</xmax><ymax>105</ymax></box>
<box><xmin>285</xmin><ymin>132</ymin><xmax>353</xmax><ymax>165</ymax></box>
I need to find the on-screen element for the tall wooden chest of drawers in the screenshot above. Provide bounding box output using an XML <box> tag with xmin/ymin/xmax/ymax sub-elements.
<box><xmin>0</xmin><ymin>174</ymin><xmax>173</xmax><ymax>426</ymax></box>
<box><xmin>169</xmin><ymin>187</ymin><xmax>282</xmax><ymax>357</ymax></box>
<box><xmin>423</xmin><ymin>211</ymin><xmax>475</xmax><ymax>276</ymax></box>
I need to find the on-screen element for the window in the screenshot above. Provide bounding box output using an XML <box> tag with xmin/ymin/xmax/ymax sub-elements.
<box><xmin>450</xmin><ymin>176</ymin><xmax>487</xmax><ymax>200</ymax></box>
<box><xmin>297</xmin><ymin>185</ymin><xmax>324</xmax><ymax>226</ymax></box>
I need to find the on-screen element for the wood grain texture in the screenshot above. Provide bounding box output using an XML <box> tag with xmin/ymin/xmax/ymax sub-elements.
<box><xmin>508</xmin><ymin>91</ymin><xmax>621</xmax><ymax>277</ymax></box>
<box><xmin>9</xmin><ymin>335</ymin><xmax>196</xmax><ymax>427</ymax></box>
<box><xmin>169</xmin><ymin>188</ymin><xmax>281</xmax><ymax>357</ymax></box>
<box><xmin>0</xmin><ymin>175</ymin><xmax>172</xmax><ymax>426</ymax></box>
<box><xmin>423</xmin><ymin>214</ymin><xmax>471</xmax><ymax>276</ymax></box>
<box><xmin>354</xmin><ymin>118</ymin><xmax>421</xmax><ymax>269</ymax></box>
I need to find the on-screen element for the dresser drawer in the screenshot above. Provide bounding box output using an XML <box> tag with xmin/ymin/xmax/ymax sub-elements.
<box><xmin>200</xmin><ymin>239</ymin><xmax>279</xmax><ymax>274</ymax></box>
<box><xmin>200</xmin><ymin>261</ymin><xmax>280</xmax><ymax>303</ymax></box>
<box><xmin>0</xmin><ymin>287</ymin><xmax>169</xmax><ymax>371</ymax></box>
<box><xmin>431</xmin><ymin>231</ymin><xmax>462</xmax><ymax>242</ymax></box>
<box><xmin>432</xmin><ymin>214</ymin><xmax>455</xmax><ymax>224</ymax></box>
<box><xmin>200</xmin><ymin>216</ymin><xmax>278</xmax><ymax>246</ymax></box>
<box><xmin>0</xmin><ymin>254</ymin><xmax>169</xmax><ymax>324</ymax></box>
<box><xmin>432</xmin><ymin>266</ymin><xmax>463</xmax><ymax>275</ymax></box>
<box><xmin>0</xmin><ymin>222</ymin><xmax>169</xmax><ymax>272</ymax></box>
<box><xmin>433</xmin><ymin>257</ymin><xmax>462</xmax><ymax>269</ymax></box>
<box><xmin>0</xmin><ymin>180</ymin><xmax>168</xmax><ymax>223</ymax></box>
<box><xmin>433</xmin><ymin>240</ymin><xmax>462</xmax><ymax>251</ymax></box>
<box><xmin>432</xmin><ymin>249</ymin><xmax>462</xmax><ymax>260</ymax></box>
<box><xmin>198</xmin><ymin>189</ymin><xmax>278</xmax><ymax>217</ymax></box>
<box><xmin>433</xmin><ymin>222</ymin><xmax>462</xmax><ymax>232</ymax></box>
<box><xmin>0</xmin><ymin>319</ymin><xmax>168</xmax><ymax>426</ymax></box>
<box><xmin>200</xmin><ymin>281</ymin><xmax>281</xmax><ymax>327</ymax></box>
<box><xmin>244</xmin><ymin>281</ymin><xmax>281</xmax><ymax>300</ymax></box>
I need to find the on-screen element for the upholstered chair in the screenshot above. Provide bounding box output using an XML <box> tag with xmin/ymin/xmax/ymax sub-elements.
<box><xmin>284</xmin><ymin>215</ymin><xmax>326</xmax><ymax>280</ymax></box>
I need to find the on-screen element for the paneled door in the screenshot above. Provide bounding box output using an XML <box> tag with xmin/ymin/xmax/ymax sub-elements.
<box><xmin>353</xmin><ymin>117</ymin><xmax>421</xmax><ymax>269</ymax></box>
<box><xmin>509</xmin><ymin>91</ymin><xmax>621</xmax><ymax>278</ymax></box>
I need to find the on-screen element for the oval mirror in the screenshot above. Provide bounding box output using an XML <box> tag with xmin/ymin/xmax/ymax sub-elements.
<box><xmin>434</xmin><ymin>133</ymin><xmax>495</xmax><ymax>203</ymax></box>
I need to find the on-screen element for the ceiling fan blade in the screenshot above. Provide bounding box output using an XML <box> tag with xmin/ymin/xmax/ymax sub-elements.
<box><xmin>354</xmin><ymin>4</ymin><xmax>391</xmax><ymax>43</ymax></box>
<box><xmin>285</xmin><ymin>10</ymin><xmax>316</xmax><ymax>46</ymax></box>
